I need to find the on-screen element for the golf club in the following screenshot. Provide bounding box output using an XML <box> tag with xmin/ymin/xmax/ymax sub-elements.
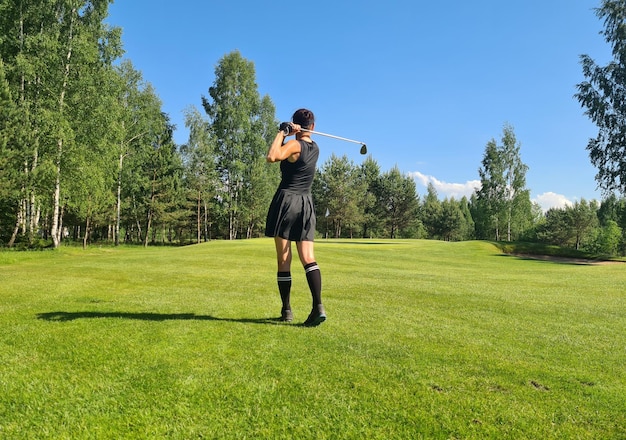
<box><xmin>280</xmin><ymin>123</ymin><xmax>367</xmax><ymax>154</ymax></box>
<box><xmin>302</xmin><ymin>129</ymin><xmax>368</xmax><ymax>155</ymax></box>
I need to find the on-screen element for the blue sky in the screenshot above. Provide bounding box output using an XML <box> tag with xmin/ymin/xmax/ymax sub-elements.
<box><xmin>107</xmin><ymin>0</ymin><xmax>611</xmax><ymax>211</ymax></box>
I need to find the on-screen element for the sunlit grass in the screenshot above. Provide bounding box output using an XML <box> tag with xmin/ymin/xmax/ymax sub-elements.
<box><xmin>1</xmin><ymin>239</ymin><xmax>625</xmax><ymax>438</ymax></box>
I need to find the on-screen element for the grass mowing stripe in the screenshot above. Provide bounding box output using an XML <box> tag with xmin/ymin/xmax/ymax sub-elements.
<box><xmin>1</xmin><ymin>239</ymin><xmax>625</xmax><ymax>438</ymax></box>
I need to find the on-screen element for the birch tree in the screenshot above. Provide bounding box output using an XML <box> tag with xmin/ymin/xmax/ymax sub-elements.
<box><xmin>112</xmin><ymin>62</ymin><xmax>162</xmax><ymax>245</ymax></box>
<box><xmin>476</xmin><ymin>139</ymin><xmax>506</xmax><ymax>240</ymax></box>
<box><xmin>202</xmin><ymin>50</ymin><xmax>272</xmax><ymax>239</ymax></box>
<box><xmin>500</xmin><ymin>124</ymin><xmax>531</xmax><ymax>241</ymax></box>
<box><xmin>182</xmin><ymin>106</ymin><xmax>218</xmax><ymax>243</ymax></box>
<box><xmin>576</xmin><ymin>0</ymin><xmax>626</xmax><ymax>194</ymax></box>
<box><xmin>0</xmin><ymin>0</ymin><xmax>118</xmax><ymax>247</ymax></box>
<box><xmin>240</xmin><ymin>95</ymin><xmax>279</xmax><ymax>238</ymax></box>
<box><xmin>475</xmin><ymin>124</ymin><xmax>530</xmax><ymax>241</ymax></box>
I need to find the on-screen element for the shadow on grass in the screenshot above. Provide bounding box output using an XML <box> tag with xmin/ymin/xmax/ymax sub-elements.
<box><xmin>320</xmin><ymin>240</ymin><xmax>405</xmax><ymax>245</ymax></box>
<box><xmin>36</xmin><ymin>311</ymin><xmax>294</xmax><ymax>326</ymax></box>
<box><xmin>497</xmin><ymin>253</ymin><xmax>605</xmax><ymax>266</ymax></box>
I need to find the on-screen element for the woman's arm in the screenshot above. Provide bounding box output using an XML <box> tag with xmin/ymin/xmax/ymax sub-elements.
<box><xmin>266</xmin><ymin>125</ymin><xmax>302</xmax><ymax>163</ymax></box>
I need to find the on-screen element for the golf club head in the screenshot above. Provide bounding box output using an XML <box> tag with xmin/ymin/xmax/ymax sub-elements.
<box><xmin>360</xmin><ymin>144</ymin><xmax>367</xmax><ymax>155</ymax></box>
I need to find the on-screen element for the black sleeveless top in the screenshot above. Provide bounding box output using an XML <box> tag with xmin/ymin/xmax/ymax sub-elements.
<box><xmin>278</xmin><ymin>140</ymin><xmax>319</xmax><ymax>194</ymax></box>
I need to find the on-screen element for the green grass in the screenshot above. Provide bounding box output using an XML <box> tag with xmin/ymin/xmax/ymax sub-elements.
<box><xmin>1</xmin><ymin>239</ymin><xmax>625</xmax><ymax>439</ymax></box>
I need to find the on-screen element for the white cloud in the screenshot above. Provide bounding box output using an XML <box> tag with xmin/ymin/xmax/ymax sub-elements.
<box><xmin>408</xmin><ymin>172</ymin><xmax>576</xmax><ymax>213</ymax></box>
<box><xmin>533</xmin><ymin>192</ymin><xmax>573</xmax><ymax>212</ymax></box>
<box><xmin>408</xmin><ymin>171</ymin><xmax>481</xmax><ymax>200</ymax></box>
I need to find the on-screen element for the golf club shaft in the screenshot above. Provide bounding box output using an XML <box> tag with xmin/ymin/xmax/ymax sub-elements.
<box><xmin>301</xmin><ymin>129</ymin><xmax>365</xmax><ymax>146</ymax></box>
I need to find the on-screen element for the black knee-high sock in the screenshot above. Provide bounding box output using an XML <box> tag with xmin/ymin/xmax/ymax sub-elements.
<box><xmin>304</xmin><ymin>262</ymin><xmax>322</xmax><ymax>307</ymax></box>
<box><xmin>277</xmin><ymin>272</ymin><xmax>291</xmax><ymax>310</ymax></box>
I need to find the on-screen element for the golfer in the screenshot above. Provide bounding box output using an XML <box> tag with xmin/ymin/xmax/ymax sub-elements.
<box><xmin>265</xmin><ymin>108</ymin><xmax>325</xmax><ymax>326</ymax></box>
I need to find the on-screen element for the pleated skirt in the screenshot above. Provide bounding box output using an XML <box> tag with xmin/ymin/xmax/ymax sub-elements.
<box><xmin>265</xmin><ymin>190</ymin><xmax>316</xmax><ymax>241</ymax></box>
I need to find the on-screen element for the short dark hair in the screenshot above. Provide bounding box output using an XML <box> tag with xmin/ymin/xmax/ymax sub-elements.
<box><xmin>292</xmin><ymin>108</ymin><xmax>315</xmax><ymax>129</ymax></box>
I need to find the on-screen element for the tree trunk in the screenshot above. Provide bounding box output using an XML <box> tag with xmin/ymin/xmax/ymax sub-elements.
<box><xmin>28</xmin><ymin>149</ymin><xmax>40</xmax><ymax>242</ymax></box>
<box><xmin>196</xmin><ymin>191</ymin><xmax>201</xmax><ymax>244</ymax></box>
<box><xmin>144</xmin><ymin>193</ymin><xmax>155</xmax><ymax>247</ymax></box>
<box><xmin>115</xmin><ymin>151</ymin><xmax>124</xmax><ymax>246</ymax></box>
<box><xmin>8</xmin><ymin>204</ymin><xmax>21</xmax><ymax>247</ymax></box>
<box><xmin>144</xmin><ymin>210</ymin><xmax>152</xmax><ymax>247</ymax></box>
<box><xmin>507</xmin><ymin>205</ymin><xmax>512</xmax><ymax>242</ymax></box>
<box><xmin>204</xmin><ymin>200</ymin><xmax>210</xmax><ymax>242</ymax></box>
<box><xmin>494</xmin><ymin>217</ymin><xmax>500</xmax><ymax>241</ymax></box>
<box><xmin>83</xmin><ymin>216</ymin><xmax>91</xmax><ymax>249</ymax></box>
<box><xmin>51</xmin><ymin>166</ymin><xmax>62</xmax><ymax>248</ymax></box>
<box><xmin>51</xmin><ymin>7</ymin><xmax>76</xmax><ymax>248</ymax></box>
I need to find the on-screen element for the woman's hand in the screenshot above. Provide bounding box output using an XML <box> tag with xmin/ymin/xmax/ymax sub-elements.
<box><xmin>290</xmin><ymin>123</ymin><xmax>302</xmax><ymax>135</ymax></box>
<box><xmin>282</xmin><ymin>122</ymin><xmax>301</xmax><ymax>136</ymax></box>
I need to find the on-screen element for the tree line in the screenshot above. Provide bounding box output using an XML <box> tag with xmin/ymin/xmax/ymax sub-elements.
<box><xmin>2</xmin><ymin>1</ymin><xmax>626</xmax><ymax>256</ymax></box>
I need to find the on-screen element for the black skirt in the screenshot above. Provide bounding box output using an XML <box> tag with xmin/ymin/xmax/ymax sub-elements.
<box><xmin>265</xmin><ymin>189</ymin><xmax>316</xmax><ymax>241</ymax></box>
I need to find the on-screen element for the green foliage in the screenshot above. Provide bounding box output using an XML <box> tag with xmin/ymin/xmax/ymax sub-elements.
<box><xmin>3</xmin><ymin>2</ymin><xmax>626</xmax><ymax>253</ymax></box>
<box><xmin>358</xmin><ymin>156</ymin><xmax>383</xmax><ymax>238</ymax></box>
<box><xmin>373</xmin><ymin>166</ymin><xmax>420</xmax><ymax>239</ymax></box>
<box><xmin>439</xmin><ymin>198</ymin><xmax>464</xmax><ymax>241</ymax></box>
<box><xmin>421</xmin><ymin>183</ymin><xmax>443</xmax><ymax>238</ymax></box>
<box><xmin>576</xmin><ymin>0</ymin><xmax>626</xmax><ymax>194</ymax></box>
<box><xmin>182</xmin><ymin>106</ymin><xmax>218</xmax><ymax>243</ymax></box>
<box><xmin>1</xmin><ymin>240</ymin><xmax>625</xmax><ymax>438</ymax></box>
<box><xmin>536</xmin><ymin>199</ymin><xmax>601</xmax><ymax>251</ymax></box>
<box><xmin>0</xmin><ymin>0</ymin><xmax>121</xmax><ymax>247</ymax></box>
<box><xmin>0</xmin><ymin>59</ymin><xmax>15</xmax><ymax>203</ymax></box>
<box><xmin>587</xmin><ymin>219</ymin><xmax>622</xmax><ymax>256</ymax></box>
<box><xmin>316</xmin><ymin>154</ymin><xmax>368</xmax><ymax>238</ymax></box>
<box><xmin>202</xmin><ymin>50</ymin><xmax>273</xmax><ymax>239</ymax></box>
<box><xmin>475</xmin><ymin>124</ymin><xmax>531</xmax><ymax>241</ymax></box>
<box><xmin>475</xmin><ymin>139</ymin><xmax>505</xmax><ymax>239</ymax></box>
<box><xmin>240</xmin><ymin>96</ymin><xmax>279</xmax><ymax>238</ymax></box>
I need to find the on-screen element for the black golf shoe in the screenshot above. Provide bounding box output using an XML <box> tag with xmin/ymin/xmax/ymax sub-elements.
<box><xmin>303</xmin><ymin>304</ymin><xmax>326</xmax><ymax>327</ymax></box>
<box><xmin>280</xmin><ymin>308</ymin><xmax>293</xmax><ymax>322</ymax></box>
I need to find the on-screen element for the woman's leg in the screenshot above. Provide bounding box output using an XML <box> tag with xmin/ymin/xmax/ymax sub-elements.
<box><xmin>296</xmin><ymin>240</ymin><xmax>315</xmax><ymax>266</ymax></box>
<box><xmin>274</xmin><ymin>237</ymin><xmax>293</xmax><ymax>321</ymax></box>
<box><xmin>297</xmin><ymin>240</ymin><xmax>325</xmax><ymax>326</ymax></box>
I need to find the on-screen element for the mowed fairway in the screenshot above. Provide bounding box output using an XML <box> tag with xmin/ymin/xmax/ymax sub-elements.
<box><xmin>1</xmin><ymin>239</ymin><xmax>624</xmax><ymax>439</ymax></box>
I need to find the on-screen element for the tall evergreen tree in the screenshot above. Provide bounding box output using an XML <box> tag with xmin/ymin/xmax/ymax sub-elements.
<box><xmin>458</xmin><ymin>196</ymin><xmax>475</xmax><ymax>240</ymax></box>
<box><xmin>374</xmin><ymin>166</ymin><xmax>420</xmax><ymax>239</ymax></box>
<box><xmin>440</xmin><ymin>198</ymin><xmax>464</xmax><ymax>241</ymax></box>
<box><xmin>421</xmin><ymin>182</ymin><xmax>443</xmax><ymax>239</ymax></box>
<box><xmin>138</xmin><ymin>116</ymin><xmax>182</xmax><ymax>247</ymax></box>
<box><xmin>359</xmin><ymin>156</ymin><xmax>382</xmax><ymax>238</ymax></box>
<box><xmin>317</xmin><ymin>155</ymin><xmax>365</xmax><ymax>238</ymax></box>
<box><xmin>109</xmin><ymin>61</ymin><xmax>164</xmax><ymax>245</ymax></box>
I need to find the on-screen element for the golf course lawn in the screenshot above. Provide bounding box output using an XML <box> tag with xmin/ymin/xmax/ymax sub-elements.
<box><xmin>1</xmin><ymin>239</ymin><xmax>624</xmax><ymax>439</ymax></box>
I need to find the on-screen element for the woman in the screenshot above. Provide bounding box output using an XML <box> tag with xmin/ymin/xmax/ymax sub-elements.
<box><xmin>265</xmin><ymin>108</ymin><xmax>325</xmax><ymax>326</ymax></box>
